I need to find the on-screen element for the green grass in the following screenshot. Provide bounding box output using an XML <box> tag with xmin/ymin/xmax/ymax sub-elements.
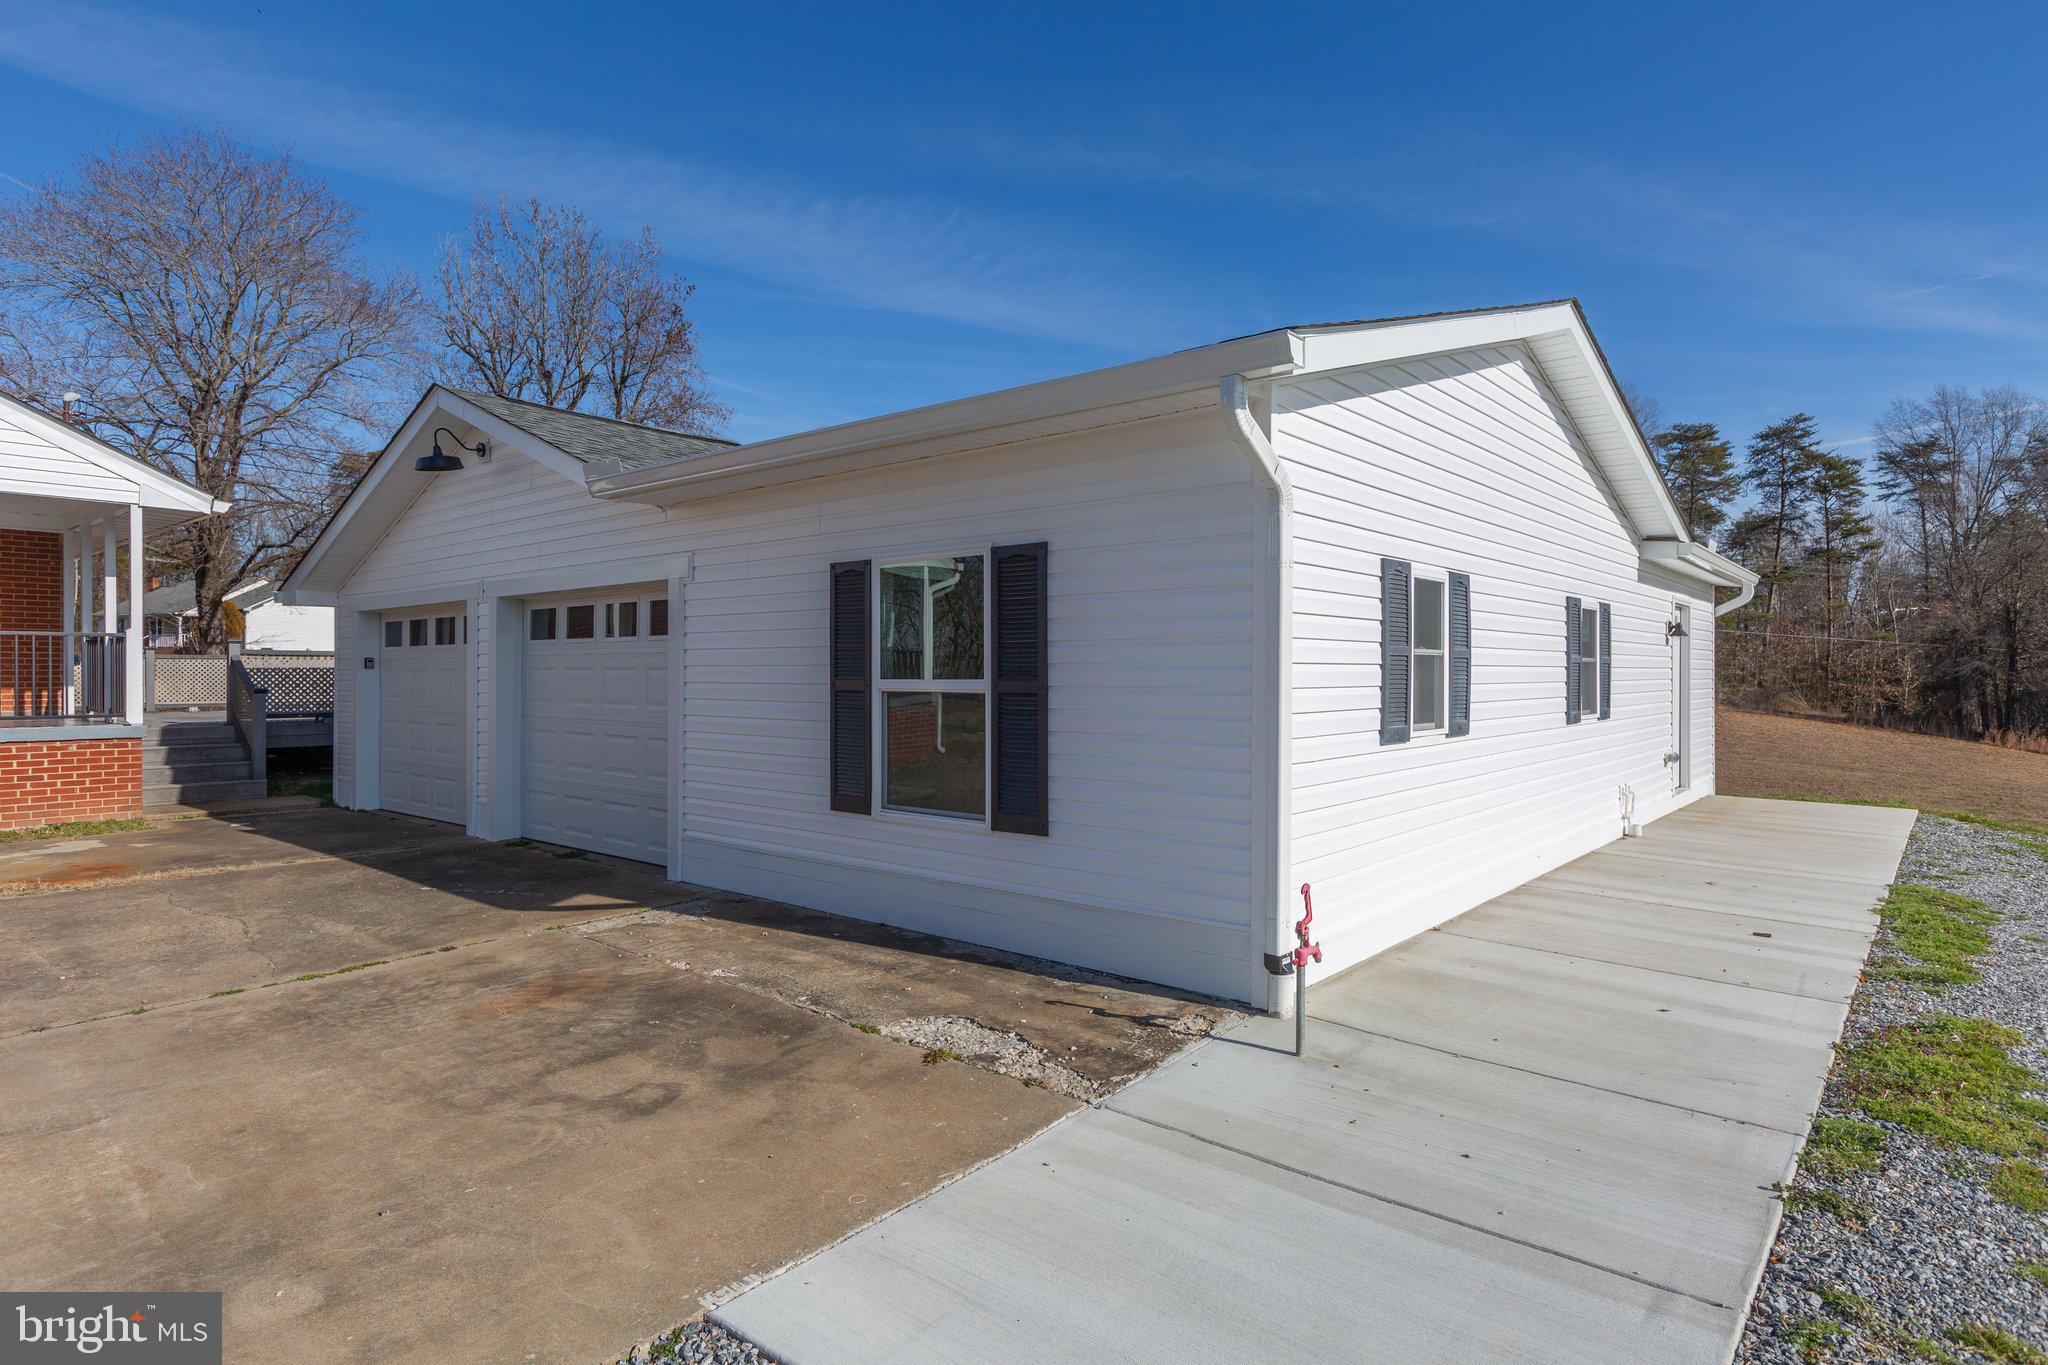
<box><xmin>1909</xmin><ymin>1338</ymin><xmax>1964</xmax><ymax>1364</ymax></box>
<box><xmin>1784</xmin><ymin>1186</ymin><xmax>1870</xmax><ymax>1223</ymax></box>
<box><xmin>1989</xmin><ymin>1160</ymin><xmax>2048</xmax><ymax>1213</ymax></box>
<box><xmin>266</xmin><ymin>772</ymin><xmax>334</xmax><ymax>805</ymax></box>
<box><xmin>1945</xmin><ymin>1323</ymin><xmax>2048</xmax><ymax>1365</ymax></box>
<box><xmin>1867</xmin><ymin>884</ymin><xmax>2001</xmax><ymax>990</ymax></box>
<box><xmin>1787</xmin><ymin>1315</ymin><xmax>1846</xmax><ymax>1362</ymax></box>
<box><xmin>2014</xmin><ymin>1261</ymin><xmax>2048</xmax><ymax>1290</ymax></box>
<box><xmin>209</xmin><ymin>988</ymin><xmax>243</xmax><ymax>998</ymax></box>
<box><xmin>1802</xmin><ymin>1117</ymin><xmax>1889</xmax><ymax>1179</ymax></box>
<box><xmin>1817</xmin><ymin>1286</ymin><xmax>1878</xmax><ymax>1327</ymax></box>
<box><xmin>0</xmin><ymin>817</ymin><xmax>149</xmax><ymax>844</ymax></box>
<box><xmin>1839</xmin><ymin>1016</ymin><xmax>2048</xmax><ymax>1158</ymax></box>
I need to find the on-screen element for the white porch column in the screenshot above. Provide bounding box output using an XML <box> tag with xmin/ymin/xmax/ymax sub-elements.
<box><xmin>125</xmin><ymin>503</ymin><xmax>144</xmax><ymax>723</ymax></box>
<box><xmin>59</xmin><ymin>526</ymin><xmax>76</xmax><ymax>714</ymax></box>
<box><xmin>99</xmin><ymin>517</ymin><xmax>115</xmax><ymax>635</ymax></box>
<box><xmin>98</xmin><ymin>517</ymin><xmax>116</xmax><ymax>718</ymax></box>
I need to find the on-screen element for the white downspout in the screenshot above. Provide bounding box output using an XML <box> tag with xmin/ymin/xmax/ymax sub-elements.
<box><xmin>1713</xmin><ymin>574</ymin><xmax>1757</xmax><ymax>618</ymax></box>
<box><xmin>1220</xmin><ymin>374</ymin><xmax>1296</xmax><ymax>1016</ymax></box>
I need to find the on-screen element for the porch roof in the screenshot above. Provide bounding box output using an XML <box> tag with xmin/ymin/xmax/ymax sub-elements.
<box><xmin>0</xmin><ymin>392</ymin><xmax>225</xmax><ymax>535</ymax></box>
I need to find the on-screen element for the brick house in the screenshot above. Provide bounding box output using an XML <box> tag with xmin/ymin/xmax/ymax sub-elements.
<box><xmin>0</xmin><ymin>393</ymin><xmax>223</xmax><ymax>830</ymax></box>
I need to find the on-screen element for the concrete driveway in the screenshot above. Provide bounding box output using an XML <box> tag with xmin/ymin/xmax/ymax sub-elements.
<box><xmin>0</xmin><ymin>810</ymin><xmax>1223</xmax><ymax>1362</ymax></box>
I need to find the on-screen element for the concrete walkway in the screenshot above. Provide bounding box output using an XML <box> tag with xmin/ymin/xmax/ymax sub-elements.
<box><xmin>714</xmin><ymin>797</ymin><xmax>1916</xmax><ymax>1364</ymax></box>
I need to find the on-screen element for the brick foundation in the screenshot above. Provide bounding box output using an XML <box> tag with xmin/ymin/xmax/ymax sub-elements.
<box><xmin>0</xmin><ymin>739</ymin><xmax>143</xmax><ymax>830</ymax></box>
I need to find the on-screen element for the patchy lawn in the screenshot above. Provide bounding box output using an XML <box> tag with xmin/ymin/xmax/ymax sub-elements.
<box><xmin>1718</xmin><ymin>709</ymin><xmax>2048</xmax><ymax>830</ymax></box>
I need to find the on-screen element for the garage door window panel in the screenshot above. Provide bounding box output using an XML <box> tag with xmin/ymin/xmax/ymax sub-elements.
<box><xmin>566</xmin><ymin>605</ymin><xmax>595</xmax><ymax>640</ymax></box>
<box><xmin>877</xmin><ymin>556</ymin><xmax>987</xmax><ymax>821</ymax></box>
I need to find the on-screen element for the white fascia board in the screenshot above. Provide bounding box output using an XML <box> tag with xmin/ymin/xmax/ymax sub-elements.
<box><xmin>590</xmin><ymin>330</ymin><xmax>1303</xmax><ymax>504</ymax></box>
<box><xmin>281</xmin><ymin>386</ymin><xmax>591</xmax><ymax>603</ymax></box>
<box><xmin>0</xmin><ymin>392</ymin><xmax>222</xmax><ymax>516</ymax></box>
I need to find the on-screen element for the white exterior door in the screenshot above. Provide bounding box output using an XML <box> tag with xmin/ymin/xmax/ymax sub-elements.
<box><xmin>521</xmin><ymin>591</ymin><xmax>670</xmax><ymax>864</ymax></box>
<box><xmin>378</xmin><ymin>605</ymin><xmax>470</xmax><ymax>824</ymax></box>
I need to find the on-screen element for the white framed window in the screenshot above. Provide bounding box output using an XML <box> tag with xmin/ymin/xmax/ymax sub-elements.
<box><xmin>565</xmin><ymin>604</ymin><xmax>595</xmax><ymax>640</ymax></box>
<box><xmin>876</xmin><ymin>554</ymin><xmax>987</xmax><ymax>821</ymax></box>
<box><xmin>384</xmin><ymin>620</ymin><xmax>403</xmax><ymax>649</ymax></box>
<box><xmin>605</xmin><ymin>600</ymin><xmax>640</xmax><ymax>638</ymax></box>
<box><xmin>529</xmin><ymin>607</ymin><xmax>556</xmax><ymax>641</ymax></box>
<box><xmin>1579</xmin><ymin>606</ymin><xmax>1601</xmax><ymax>718</ymax></box>
<box><xmin>1411</xmin><ymin>575</ymin><xmax>1448</xmax><ymax>733</ymax></box>
<box><xmin>407</xmin><ymin>618</ymin><xmax>427</xmax><ymax>648</ymax></box>
<box><xmin>649</xmin><ymin>598</ymin><xmax>670</xmax><ymax>637</ymax></box>
<box><xmin>434</xmin><ymin>615</ymin><xmax>458</xmax><ymax>646</ymax></box>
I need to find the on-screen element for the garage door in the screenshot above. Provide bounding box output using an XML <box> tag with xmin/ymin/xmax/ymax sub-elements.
<box><xmin>522</xmin><ymin>590</ymin><xmax>670</xmax><ymax>864</ymax></box>
<box><xmin>379</xmin><ymin>605</ymin><xmax>470</xmax><ymax>825</ymax></box>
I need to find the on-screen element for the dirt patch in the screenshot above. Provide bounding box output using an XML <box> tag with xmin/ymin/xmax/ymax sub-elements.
<box><xmin>1718</xmin><ymin>709</ymin><xmax>2048</xmax><ymax>826</ymax></box>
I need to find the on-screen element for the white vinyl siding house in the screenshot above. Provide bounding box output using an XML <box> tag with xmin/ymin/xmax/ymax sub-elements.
<box><xmin>1275</xmin><ymin>344</ymin><xmax>1722</xmax><ymax>979</ymax></box>
<box><xmin>286</xmin><ymin>302</ymin><xmax>1754</xmax><ymax>1010</ymax></box>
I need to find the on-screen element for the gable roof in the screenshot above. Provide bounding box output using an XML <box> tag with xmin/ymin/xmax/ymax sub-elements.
<box><xmin>448</xmin><ymin>389</ymin><xmax>735</xmax><ymax>470</ymax></box>
<box><xmin>284</xmin><ymin>302</ymin><xmax>1742</xmax><ymax>602</ymax></box>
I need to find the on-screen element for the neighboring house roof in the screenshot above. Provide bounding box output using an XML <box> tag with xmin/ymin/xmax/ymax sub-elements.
<box><xmin>449</xmin><ymin>389</ymin><xmax>736</xmax><ymax>470</ymax></box>
<box><xmin>284</xmin><ymin>302</ymin><xmax>1752</xmax><ymax>602</ymax></box>
<box><xmin>0</xmin><ymin>391</ymin><xmax>228</xmax><ymax>533</ymax></box>
<box><xmin>142</xmin><ymin>578</ymin><xmax>275</xmax><ymax>617</ymax></box>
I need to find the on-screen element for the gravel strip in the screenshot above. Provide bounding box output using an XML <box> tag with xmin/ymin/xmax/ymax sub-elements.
<box><xmin>884</xmin><ymin>1015</ymin><xmax>1098</xmax><ymax>1098</ymax></box>
<box><xmin>614</xmin><ymin>1318</ymin><xmax>775</xmax><ymax>1365</ymax></box>
<box><xmin>1739</xmin><ymin>815</ymin><xmax>2048</xmax><ymax>1364</ymax></box>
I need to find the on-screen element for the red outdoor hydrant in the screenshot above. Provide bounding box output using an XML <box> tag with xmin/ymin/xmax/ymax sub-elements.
<box><xmin>1293</xmin><ymin>883</ymin><xmax>1322</xmax><ymax>1056</ymax></box>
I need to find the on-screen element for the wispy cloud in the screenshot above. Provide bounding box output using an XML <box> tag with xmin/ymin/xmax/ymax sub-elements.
<box><xmin>0</xmin><ymin>4</ymin><xmax>1193</xmax><ymax>352</ymax></box>
<box><xmin>932</xmin><ymin>124</ymin><xmax>2048</xmax><ymax>348</ymax></box>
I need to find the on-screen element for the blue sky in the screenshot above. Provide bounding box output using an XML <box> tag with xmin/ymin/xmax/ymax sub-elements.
<box><xmin>1</xmin><ymin>1</ymin><xmax>2044</xmax><ymax>453</ymax></box>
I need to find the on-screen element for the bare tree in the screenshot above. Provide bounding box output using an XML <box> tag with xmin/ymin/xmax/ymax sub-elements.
<box><xmin>1619</xmin><ymin>381</ymin><xmax>1667</xmax><ymax>442</ymax></box>
<box><xmin>436</xmin><ymin>197</ymin><xmax>724</xmax><ymax>430</ymax></box>
<box><xmin>0</xmin><ymin>129</ymin><xmax>419</xmax><ymax>645</ymax></box>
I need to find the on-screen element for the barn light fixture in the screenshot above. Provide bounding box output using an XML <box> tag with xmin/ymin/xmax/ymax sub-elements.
<box><xmin>418</xmin><ymin>426</ymin><xmax>487</xmax><ymax>472</ymax></box>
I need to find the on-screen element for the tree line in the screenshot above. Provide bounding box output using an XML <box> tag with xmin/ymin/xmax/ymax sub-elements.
<box><xmin>1634</xmin><ymin>386</ymin><xmax>2048</xmax><ymax>744</ymax></box>
<box><xmin>0</xmin><ymin>129</ymin><xmax>722</xmax><ymax>646</ymax></box>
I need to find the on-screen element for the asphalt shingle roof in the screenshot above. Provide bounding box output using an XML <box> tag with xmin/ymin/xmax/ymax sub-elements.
<box><xmin>450</xmin><ymin>389</ymin><xmax>737</xmax><ymax>470</ymax></box>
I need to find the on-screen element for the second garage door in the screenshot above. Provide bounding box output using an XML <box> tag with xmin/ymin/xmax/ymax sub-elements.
<box><xmin>522</xmin><ymin>591</ymin><xmax>670</xmax><ymax>864</ymax></box>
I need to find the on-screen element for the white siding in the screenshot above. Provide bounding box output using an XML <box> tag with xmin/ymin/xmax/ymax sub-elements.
<box><xmin>0</xmin><ymin>406</ymin><xmax>138</xmax><ymax>501</ymax></box>
<box><xmin>337</xmin><ymin>410</ymin><xmax>1265</xmax><ymax>1001</ymax></box>
<box><xmin>1277</xmin><ymin>343</ymin><xmax>1719</xmax><ymax>981</ymax></box>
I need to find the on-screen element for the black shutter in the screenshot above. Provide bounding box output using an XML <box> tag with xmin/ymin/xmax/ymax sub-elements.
<box><xmin>1598</xmin><ymin>602</ymin><xmax>1612</xmax><ymax>720</ymax></box>
<box><xmin>1564</xmin><ymin>595</ymin><xmax>1582</xmax><ymax>725</ymax></box>
<box><xmin>1380</xmin><ymin>558</ymin><xmax>1412</xmax><ymax>745</ymax></box>
<box><xmin>1448</xmin><ymin>571</ymin><xmax>1472</xmax><ymax>738</ymax></box>
<box><xmin>990</xmin><ymin>542</ymin><xmax>1050</xmax><ymax>835</ymax></box>
<box><xmin>829</xmin><ymin>561</ymin><xmax>871</xmax><ymax>814</ymax></box>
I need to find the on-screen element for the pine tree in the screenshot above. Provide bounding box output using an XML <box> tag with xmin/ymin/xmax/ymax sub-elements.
<box><xmin>1652</xmin><ymin>422</ymin><xmax>1741</xmax><ymax>541</ymax></box>
<box><xmin>1870</xmin><ymin>435</ymin><xmax>1947</xmax><ymax>593</ymax></box>
<box><xmin>1741</xmin><ymin>413</ymin><xmax>1827</xmax><ymax>639</ymax></box>
<box><xmin>1808</xmin><ymin>453</ymin><xmax>1877</xmax><ymax>701</ymax></box>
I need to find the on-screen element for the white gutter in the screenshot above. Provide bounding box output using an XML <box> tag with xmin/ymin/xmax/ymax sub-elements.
<box><xmin>1640</xmin><ymin>540</ymin><xmax>1759</xmax><ymax>617</ymax></box>
<box><xmin>1220</xmin><ymin>373</ymin><xmax>1298</xmax><ymax>1016</ymax></box>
